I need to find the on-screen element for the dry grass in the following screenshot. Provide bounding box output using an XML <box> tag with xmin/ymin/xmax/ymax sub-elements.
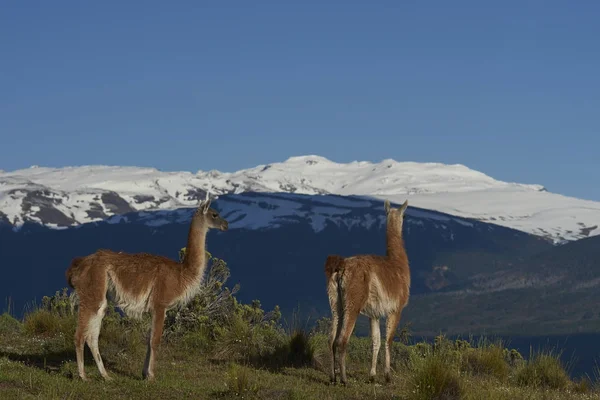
<box><xmin>408</xmin><ymin>354</ymin><xmax>463</xmax><ymax>400</ymax></box>
<box><xmin>462</xmin><ymin>345</ymin><xmax>510</xmax><ymax>381</ymax></box>
<box><xmin>515</xmin><ymin>352</ymin><xmax>570</xmax><ymax>390</ymax></box>
<box><xmin>1</xmin><ymin>286</ymin><xmax>599</xmax><ymax>400</ymax></box>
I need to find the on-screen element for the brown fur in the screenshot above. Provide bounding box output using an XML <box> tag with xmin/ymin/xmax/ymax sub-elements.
<box><xmin>66</xmin><ymin>257</ymin><xmax>84</xmax><ymax>289</ymax></box>
<box><xmin>325</xmin><ymin>199</ymin><xmax>410</xmax><ymax>385</ymax></box>
<box><xmin>66</xmin><ymin>195</ymin><xmax>228</xmax><ymax>381</ymax></box>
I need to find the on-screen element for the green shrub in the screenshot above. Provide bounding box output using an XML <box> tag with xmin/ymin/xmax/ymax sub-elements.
<box><xmin>311</xmin><ymin>317</ymin><xmax>331</xmax><ymax>336</ymax></box>
<box><xmin>180</xmin><ymin>328</ymin><xmax>212</xmax><ymax>352</ymax></box>
<box><xmin>433</xmin><ymin>334</ymin><xmax>450</xmax><ymax>352</ymax></box>
<box><xmin>212</xmin><ymin>303</ymin><xmax>285</xmax><ymax>362</ymax></box>
<box><xmin>571</xmin><ymin>377</ymin><xmax>592</xmax><ymax>394</ymax></box>
<box><xmin>346</xmin><ymin>336</ymin><xmax>374</xmax><ymax>364</ymax></box>
<box><xmin>413</xmin><ymin>342</ymin><xmax>433</xmax><ymax>358</ymax></box>
<box><xmin>398</xmin><ymin>323</ymin><xmax>413</xmax><ymax>345</ymax></box>
<box><xmin>408</xmin><ymin>354</ymin><xmax>464</xmax><ymax>400</ymax></box>
<box><xmin>22</xmin><ymin>285</ymin><xmax>149</xmax><ymax>362</ymax></box>
<box><xmin>22</xmin><ymin>288</ymin><xmax>78</xmax><ymax>339</ymax></box>
<box><xmin>162</xmin><ymin>253</ymin><xmax>285</xmax><ymax>362</ymax></box>
<box><xmin>0</xmin><ymin>312</ymin><xmax>22</xmax><ymax>335</ymax></box>
<box><xmin>40</xmin><ymin>288</ymin><xmax>75</xmax><ymax>317</ymax></box>
<box><xmin>504</xmin><ymin>348</ymin><xmax>524</xmax><ymax>366</ymax></box>
<box><xmin>454</xmin><ymin>339</ymin><xmax>472</xmax><ymax>351</ymax></box>
<box><xmin>165</xmin><ymin>253</ymin><xmax>238</xmax><ymax>338</ymax></box>
<box><xmin>261</xmin><ymin>330</ymin><xmax>315</xmax><ymax>370</ymax></box>
<box><xmin>462</xmin><ymin>345</ymin><xmax>509</xmax><ymax>381</ymax></box>
<box><xmin>515</xmin><ymin>353</ymin><xmax>570</xmax><ymax>390</ymax></box>
<box><xmin>308</xmin><ymin>332</ymin><xmax>329</xmax><ymax>372</ymax></box>
<box><xmin>285</xmin><ymin>330</ymin><xmax>314</xmax><ymax>367</ymax></box>
<box><xmin>58</xmin><ymin>360</ymin><xmax>79</xmax><ymax>379</ymax></box>
<box><xmin>389</xmin><ymin>343</ymin><xmax>413</xmax><ymax>371</ymax></box>
<box><xmin>165</xmin><ymin>251</ymin><xmax>286</xmax><ymax>364</ymax></box>
<box><xmin>23</xmin><ymin>309</ymin><xmax>76</xmax><ymax>339</ymax></box>
<box><xmin>224</xmin><ymin>363</ymin><xmax>259</xmax><ymax>396</ymax></box>
<box><xmin>430</xmin><ymin>335</ymin><xmax>463</xmax><ymax>368</ymax></box>
<box><xmin>98</xmin><ymin>308</ymin><xmax>148</xmax><ymax>361</ymax></box>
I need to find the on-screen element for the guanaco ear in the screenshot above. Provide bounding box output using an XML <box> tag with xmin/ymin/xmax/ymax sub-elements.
<box><xmin>384</xmin><ymin>199</ymin><xmax>391</xmax><ymax>215</ymax></box>
<box><xmin>200</xmin><ymin>198</ymin><xmax>211</xmax><ymax>214</ymax></box>
<box><xmin>398</xmin><ymin>200</ymin><xmax>408</xmax><ymax>216</ymax></box>
<box><xmin>197</xmin><ymin>191</ymin><xmax>211</xmax><ymax>214</ymax></box>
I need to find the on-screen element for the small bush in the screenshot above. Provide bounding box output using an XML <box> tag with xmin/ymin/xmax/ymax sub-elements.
<box><xmin>347</xmin><ymin>336</ymin><xmax>374</xmax><ymax>364</ymax></box>
<box><xmin>500</xmin><ymin>347</ymin><xmax>525</xmax><ymax>369</ymax></box>
<box><xmin>454</xmin><ymin>339</ymin><xmax>471</xmax><ymax>351</ymax></box>
<box><xmin>433</xmin><ymin>334</ymin><xmax>450</xmax><ymax>353</ymax></box>
<box><xmin>408</xmin><ymin>354</ymin><xmax>463</xmax><ymax>400</ymax></box>
<box><xmin>164</xmin><ymin>253</ymin><xmax>239</xmax><ymax>340</ymax></box>
<box><xmin>99</xmin><ymin>312</ymin><xmax>148</xmax><ymax>361</ymax></box>
<box><xmin>165</xmin><ymin>250</ymin><xmax>287</xmax><ymax>365</ymax></box>
<box><xmin>413</xmin><ymin>342</ymin><xmax>433</xmax><ymax>358</ymax></box>
<box><xmin>398</xmin><ymin>323</ymin><xmax>413</xmax><ymax>345</ymax></box>
<box><xmin>180</xmin><ymin>328</ymin><xmax>212</xmax><ymax>352</ymax></box>
<box><xmin>23</xmin><ymin>309</ymin><xmax>76</xmax><ymax>339</ymax></box>
<box><xmin>430</xmin><ymin>335</ymin><xmax>463</xmax><ymax>368</ymax></box>
<box><xmin>462</xmin><ymin>345</ymin><xmax>509</xmax><ymax>381</ymax></box>
<box><xmin>40</xmin><ymin>288</ymin><xmax>75</xmax><ymax>317</ymax></box>
<box><xmin>571</xmin><ymin>377</ymin><xmax>592</xmax><ymax>394</ymax></box>
<box><xmin>308</xmin><ymin>332</ymin><xmax>329</xmax><ymax>372</ymax></box>
<box><xmin>23</xmin><ymin>288</ymin><xmax>77</xmax><ymax>339</ymax></box>
<box><xmin>58</xmin><ymin>360</ymin><xmax>78</xmax><ymax>379</ymax></box>
<box><xmin>213</xmin><ymin>308</ymin><xmax>285</xmax><ymax>362</ymax></box>
<box><xmin>516</xmin><ymin>353</ymin><xmax>570</xmax><ymax>390</ymax></box>
<box><xmin>311</xmin><ymin>317</ymin><xmax>331</xmax><ymax>336</ymax></box>
<box><xmin>285</xmin><ymin>330</ymin><xmax>314</xmax><ymax>367</ymax></box>
<box><xmin>391</xmin><ymin>343</ymin><xmax>413</xmax><ymax>370</ymax></box>
<box><xmin>262</xmin><ymin>330</ymin><xmax>315</xmax><ymax>370</ymax></box>
<box><xmin>23</xmin><ymin>289</ymin><xmax>149</xmax><ymax>363</ymax></box>
<box><xmin>0</xmin><ymin>312</ymin><xmax>22</xmax><ymax>335</ymax></box>
<box><xmin>224</xmin><ymin>363</ymin><xmax>259</xmax><ymax>396</ymax></box>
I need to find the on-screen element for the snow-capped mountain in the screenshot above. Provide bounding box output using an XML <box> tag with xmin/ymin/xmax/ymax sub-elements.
<box><xmin>1</xmin><ymin>155</ymin><xmax>599</xmax><ymax>242</ymax></box>
<box><xmin>105</xmin><ymin>193</ymin><xmax>480</xmax><ymax>239</ymax></box>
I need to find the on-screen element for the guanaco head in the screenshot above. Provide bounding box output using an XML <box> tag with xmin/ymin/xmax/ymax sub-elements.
<box><xmin>384</xmin><ymin>199</ymin><xmax>408</xmax><ymax>231</ymax></box>
<box><xmin>194</xmin><ymin>192</ymin><xmax>229</xmax><ymax>231</ymax></box>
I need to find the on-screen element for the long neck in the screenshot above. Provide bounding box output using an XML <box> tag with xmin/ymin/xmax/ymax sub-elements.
<box><xmin>183</xmin><ymin>219</ymin><xmax>208</xmax><ymax>273</ymax></box>
<box><xmin>386</xmin><ymin>214</ymin><xmax>407</xmax><ymax>263</ymax></box>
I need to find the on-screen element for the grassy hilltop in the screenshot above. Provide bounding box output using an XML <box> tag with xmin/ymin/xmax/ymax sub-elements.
<box><xmin>1</xmin><ymin>254</ymin><xmax>599</xmax><ymax>400</ymax></box>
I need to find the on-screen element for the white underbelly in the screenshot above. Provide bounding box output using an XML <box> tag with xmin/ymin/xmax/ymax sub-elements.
<box><xmin>360</xmin><ymin>276</ymin><xmax>400</xmax><ymax>318</ymax></box>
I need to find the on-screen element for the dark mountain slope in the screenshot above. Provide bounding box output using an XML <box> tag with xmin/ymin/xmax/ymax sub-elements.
<box><xmin>0</xmin><ymin>193</ymin><xmax>551</xmax><ymax>324</ymax></box>
<box><xmin>402</xmin><ymin>235</ymin><xmax>600</xmax><ymax>337</ymax></box>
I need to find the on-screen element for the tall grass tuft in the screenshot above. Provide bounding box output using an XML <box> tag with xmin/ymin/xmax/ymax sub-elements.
<box><xmin>224</xmin><ymin>363</ymin><xmax>259</xmax><ymax>396</ymax></box>
<box><xmin>516</xmin><ymin>351</ymin><xmax>570</xmax><ymax>390</ymax></box>
<box><xmin>408</xmin><ymin>354</ymin><xmax>463</xmax><ymax>400</ymax></box>
<box><xmin>23</xmin><ymin>309</ymin><xmax>76</xmax><ymax>339</ymax></box>
<box><xmin>462</xmin><ymin>344</ymin><xmax>510</xmax><ymax>381</ymax></box>
<box><xmin>0</xmin><ymin>312</ymin><xmax>22</xmax><ymax>335</ymax></box>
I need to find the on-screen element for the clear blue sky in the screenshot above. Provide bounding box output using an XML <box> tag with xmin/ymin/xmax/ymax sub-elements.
<box><xmin>1</xmin><ymin>1</ymin><xmax>598</xmax><ymax>200</ymax></box>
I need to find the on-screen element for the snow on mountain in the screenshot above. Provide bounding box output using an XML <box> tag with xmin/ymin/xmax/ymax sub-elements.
<box><xmin>104</xmin><ymin>193</ymin><xmax>486</xmax><ymax>248</ymax></box>
<box><xmin>1</xmin><ymin>155</ymin><xmax>599</xmax><ymax>242</ymax></box>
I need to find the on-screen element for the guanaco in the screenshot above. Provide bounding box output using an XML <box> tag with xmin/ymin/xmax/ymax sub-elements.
<box><xmin>325</xmin><ymin>199</ymin><xmax>410</xmax><ymax>385</ymax></box>
<box><xmin>66</xmin><ymin>192</ymin><xmax>228</xmax><ymax>381</ymax></box>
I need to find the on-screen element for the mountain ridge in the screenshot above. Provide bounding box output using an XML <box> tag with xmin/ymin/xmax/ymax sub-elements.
<box><xmin>1</xmin><ymin>155</ymin><xmax>599</xmax><ymax>242</ymax></box>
